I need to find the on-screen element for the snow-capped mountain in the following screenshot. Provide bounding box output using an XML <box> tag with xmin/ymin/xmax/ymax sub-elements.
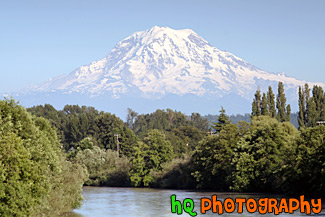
<box><xmin>13</xmin><ymin>26</ymin><xmax>324</xmax><ymax>116</ymax></box>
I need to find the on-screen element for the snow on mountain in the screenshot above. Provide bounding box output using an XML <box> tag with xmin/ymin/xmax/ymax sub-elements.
<box><xmin>15</xmin><ymin>26</ymin><xmax>324</xmax><ymax>116</ymax></box>
<box><xmin>26</xmin><ymin>26</ymin><xmax>322</xmax><ymax>100</ymax></box>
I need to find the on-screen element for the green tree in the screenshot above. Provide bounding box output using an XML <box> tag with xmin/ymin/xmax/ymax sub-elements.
<box><xmin>231</xmin><ymin>116</ymin><xmax>298</xmax><ymax>193</ymax></box>
<box><xmin>74</xmin><ymin>147</ymin><xmax>130</xmax><ymax>186</ymax></box>
<box><xmin>94</xmin><ymin>112</ymin><xmax>137</xmax><ymax>157</ymax></box>
<box><xmin>306</xmin><ymin>97</ymin><xmax>317</xmax><ymax>127</ymax></box>
<box><xmin>67</xmin><ymin>137</ymin><xmax>94</xmax><ymax>158</ymax></box>
<box><xmin>213</xmin><ymin>107</ymin><xmax>231</xmax><ymax>133</ymax></box>
<box><xmin>118</xmin><ymin>125</ymin><xmax>138</xmax><ymax>158</ymax></box>
<box><xmin>312</xmin><ymin>85</ymin><xmax>324</xmax><ymax>119</ymax></box>
<box><xmin>296</xmin><ymin>84</ymin><xmax>324</xmax><ymax>128</ymax></box>
<box><xmin>276</xmin><ymin>82</ymin><xmax>287</xmax><ymax>122</ymax></box>
<box><xmin>261</xmin><ymin>93</ymin><xmax>268</xmax><ymax>115</ymax></box>
<box><xmin>151</xmin><ymin>156</ymin><xmax>195</xmax><ymax>189</ymax></box>
<box><xmin>129</xmin><ymin>130</ymin><xmax>174</xmax><ymax>186</ymax></box>
<box><xmin>0</xmin><ymin>99</ymin><xmax>86</xmax><ymax>216</ymax></box>
<box><xmin>285</xmin><ymin>104</ymin><xmax>291</xmax><ymax>122</ymax></box>
<box><xmin>28</xmin><ymin>104</ymin><xmax>140</xmax><ymax>156</ymax></box>
<box><xmin>129</xmin><ymin>142</ymin><xmax>147</xmax><ymax>187</ymax></box>
<box><xmin>143</xmin><ymin>130</ymin><xmax>174</xmax><ymax>171</ymax></box>
<box><xmin>298</xmin><ymin>86</ymin><xmax>307</xmax><ymax>128</ymax></box>
<box><xmin>133</xmin><ymin>109</ymin><xmax>184</xmax><ymax>137</ymax></box>
<box><xmin>190</xmin><ymin>112</ymin><xmax>209</xmax><ymax>131</ymax></box>
<box><xmin>301</xmin><ymin>85</ymin><xmax>325</xmax><ymax>127</ymax></box>
<box><xmin>132</xmin><ymin>114</ymin><xmax>149</xmax><ymax>138</ymax></box>
<box><xmin>304</xmin><ymin>84</ymin><xmax>311</xmax><ymax>126</ymax></box>
<box><xmin>290</xmin><ymin>126</ymin><xmax>325</xmax><ymax>196</ymax></box>
<box><xmin>251</xmin><ymin>89</ymin><xmax>262</xmax><ymax>116</ymax></box>
<box><xmin>267</xmin><ymin>86</ymin><xmax>276</xmax><ymax>118</ymax></box>
<box><xmin>166</xmin><ymin>125</ymin><xmax>207</xmax><ymax>156</ymax></box>
<box><xmin>236</xmin><ymin>121</ymin><xmax>250</xmax><ymax>137</ymax></box>
<box><xmin>0</xmin><ymin>130</ymin><xmax>40</xmax><ymax>216</ymax></box>
<box><xmin>27</xmin><ymin>104</ymin><xmax>61</xmax><ymax>130</ymax></box>
<box><xmin>192</xmin><ymin>124</ymin><xmax>239</xmax><ymax>190</ymax></box>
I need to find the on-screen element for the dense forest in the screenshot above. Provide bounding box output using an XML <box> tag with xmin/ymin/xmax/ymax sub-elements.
<box><xmin>1</xmin><ymin>82</ymin><xmax>324</xmax><ymax>215</ymax></box>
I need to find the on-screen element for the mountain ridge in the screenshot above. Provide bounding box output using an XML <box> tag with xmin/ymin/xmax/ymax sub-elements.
<box><xmin>7</xmin><ymin>26</ymin><xmax>325</xmax><ymax>117</ymax></box>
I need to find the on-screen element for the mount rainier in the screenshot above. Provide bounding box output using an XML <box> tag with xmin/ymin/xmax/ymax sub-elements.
<box><xmin>10</xmin><ymin>26</ymin><xmax>324</xmax><ymax>117</ymax></box>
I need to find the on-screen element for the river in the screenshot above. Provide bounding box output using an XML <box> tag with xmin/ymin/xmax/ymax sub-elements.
<box><xmin>66</xmin><ymin>187</ymin><xmax>324</xmax><ymax>217</ymax></box>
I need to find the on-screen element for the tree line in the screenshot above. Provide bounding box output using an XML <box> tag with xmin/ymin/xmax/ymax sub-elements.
<box><xmin>28</xmin><ymin>81</ymin><xmax>324</xmax><ymax>196</ymax></box>
<box><xmin>1</xmin><ymin>82</ymin><xmax>324</xmax><ymax>215</ymax></box>
<box><xmin>251</xmin><ymin>82</ymin><xmax>291</xmax><ymax>122</ymax></box>
<box><xmin>298</xmin><ymin>84</ymin><xmax>325</xmax><ymax>128</ymax></box>
<box><xmin>26</xmin><ymin>105</ymin><xmax>209</xmax><ymax>187</ymax></box>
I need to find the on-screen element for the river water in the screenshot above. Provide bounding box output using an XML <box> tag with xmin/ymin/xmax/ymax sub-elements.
<box><xmin>67</xmin><ymin>187</ymin><xmax>323</xmax><ymax>217</ymax></box>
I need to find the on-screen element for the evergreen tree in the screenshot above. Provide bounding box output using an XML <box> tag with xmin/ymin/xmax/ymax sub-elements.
<box><xmin>213</xmin><ymin>107</ymin><xmax>231</xmax><ymax>133</ymax></box>
<box><xmin>276</xmin><ymin>82</ymin><xmax>287</xmax><ymax>122</ymax></box>
<box><xmin>267</xmin><ymin>86</ymin><xmax>276</xmax><ymax>118</ymax></box>
<box><xmin>261</xmin><ymin>93</ymin><xmax>269</xmax><ymax>115</ymax></box>
<box><xmin>251</xmin><ymin>89</ymin><xmax>262</xmax><ymax>116</ymax></box>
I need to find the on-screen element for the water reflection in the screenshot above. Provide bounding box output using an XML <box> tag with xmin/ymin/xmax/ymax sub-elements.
<box><xmin>68</xmin><ymin>187</ymin><xmax>323</xmax><ymax>217</ymax></box>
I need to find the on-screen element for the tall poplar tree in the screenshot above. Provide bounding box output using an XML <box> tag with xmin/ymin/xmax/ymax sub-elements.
<box><xmin>252</xmin><ymin>89</ymin><xmax>262</xmax><ymax>116</ymax></box>
<box><xmin>276</xmin><ymin>82</ymin><xmax>287</xmax><ymax>122</ymax></box>
<box><xmin>304</xmin><ymin>84</ymin><xmax>314</xmax><ymax>126</ymax></box>
<box><xmin>304</xmin><ymin>84</ymin><xmax>310</xmax><ymax>108</ymax></box>
<box><xmin>261</xmin><ymin>93</ymin><xmax>269</xmax><ymax>115</ymax></box>
<box><xmin>286</xmin><ymin>104</ymin><xmax>291</xmax><ymax>122</ymax></box>
<box><xmin>267</xmin><ymin>86</ymin><xmax>276</xmax><ymax>118</ymax></box>
<box><xmin>312</xmin><ymin>86</ymin><xmax>324</xmax><ymax>120</ymax></box>
<box><xmin>298</xmin><ymin>84</ymin><xmax>311</xmax><ymax>128</ymax></box>
<box><xmin>298</xmin><ymin>86</ymin><xmax>306</xmax><ymax>128</ymax></box>
<box><xmin>307</xmin><ymin>97</ymin><xmax>317</xmax><ymax>127</ymax></box>
<box><xmin>322</xmin><ymin>89</ymin><xmax>325</xmax><ymax>121</ymax></box>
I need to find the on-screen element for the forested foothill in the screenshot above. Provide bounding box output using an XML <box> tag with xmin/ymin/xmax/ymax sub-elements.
<box><xmin>1</xmin><ymin>82</ymin><xmax>324</xmax><ymax>215</ymax></box>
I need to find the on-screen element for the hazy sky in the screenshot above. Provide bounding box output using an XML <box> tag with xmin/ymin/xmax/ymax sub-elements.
<box><xmin>1</xmin><ymin>0</ymin><xmax>324</xmax><ymax>92</ymax></box>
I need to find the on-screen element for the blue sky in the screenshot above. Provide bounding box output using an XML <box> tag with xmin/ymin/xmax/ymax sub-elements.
<box><xmin>1</xmin><ymin>0</ymin><xmax>324</xmax><ymax>92</ymax></box>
